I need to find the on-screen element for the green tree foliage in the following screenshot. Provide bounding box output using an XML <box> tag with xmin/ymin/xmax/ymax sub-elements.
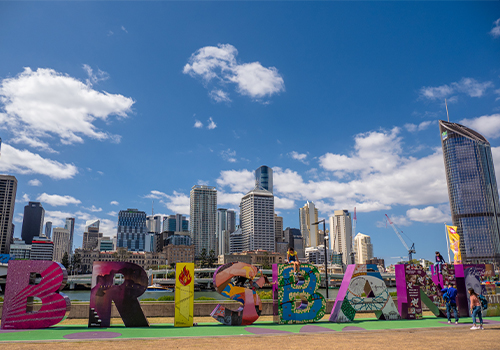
<box><xmin>199</xmin><ymin>248</ymin><xmax>208</xmax><ymax>268</ymax></box>
<box><xmin>70</xmin><ymin>252</ymin><xmax>81</xmax><ymax>273</ymax></box>
<box><xmin>208</xmin><ymin>249</ymin><xmax>217</xmax><ymax>268</ymax></box>
<box><xmin>61</xmin><ymin>252</ymin><xmax>69</xmax><ymax>268</ymax></box>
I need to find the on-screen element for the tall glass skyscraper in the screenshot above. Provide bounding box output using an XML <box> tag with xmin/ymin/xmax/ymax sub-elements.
<box><xmin>255</xmin><ymin>165</ymin><xmax>273</xmax><ymax>194</ymax></box>
<box><xmin>440</xmin><ymin>120</ymin><xmax>500</xmax><ymax>265</ymax></box>
<box><xmin>0</xmin><ymin>175</ymin><xmax>17</xmax><ymax>254</ymax></box>
<box><xmin>21</xmin><ymin>202</ymin><xmax>45</xmax><ymax>245</ymax></box>
<box><xmin>190</xmin><ymin>185</ymin><xmax>217</xmax><ymax>257</ymax></box>
<box><xmin>116</xmin><ymin>209</ymin><xmax>148</xmax><ymax>251</ymax></box>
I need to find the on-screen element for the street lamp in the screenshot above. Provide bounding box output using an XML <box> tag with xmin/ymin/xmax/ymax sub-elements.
<box><xmin>312</xmin><ymin>219</ymin><xmax>329</xmax><ymax>299</ymax></box>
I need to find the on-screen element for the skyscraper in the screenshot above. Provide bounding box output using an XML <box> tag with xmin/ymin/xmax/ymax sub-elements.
<box><xmin>255</xmin><ymin>165</ymin><xmax>273</xmax><ymax>193</ymax></box>
<box><xmin>83</xmin><ymin>220</ymin><xmax>103</xmax><ymax>250</ymax></box>
<box><xmin>116</xmin><ymin>209</ymin><xmax>148</xmax><ymax>251</ymax></box>
<box><xmin>52</xmin><ymin>227</ymin><xmax>70</xmax><ymax>263</ymax></box>
<box><xmin>163</xmin><ymin>214</ymin><xmax>189</xmax><ymax>232</ymax></box>
<box><xmin>64</xmin><ymin>217</ymin><xmax>75</xmax><ymax>254</ymax></box>
<box><xmin>21</xmin><ymin>202</ymin><xmax>45</xmax><ymax>245</ymax></box>
<box><xmin>240</xmin><ymin>183</ymin><xmax>275</xmax><ymax>252</ymax></box>
<box><xmin>216</xmin><ymin>208</ymin><xmax>236</xmax><ymax>256</ymax></box>
<box><xmin>329</xmin><ymin>209</ymin><xmax>352</xmax><ymax>265</ymax></box>
<box><xmin>274</xmin><ymin>214</ymin><xmax>284</xmax><ymax>243</ymax></box>
<box><xmin>299</xmin><ymin>201</ymin><xmax>319</xmax><ymax>247</ymax></box>
<box><xmin>45</xmin><ymin>221</ymin><xmax>52</xmax><ymax>239</ymax></box>
<box><xmin>190</xmin><ymin>185</ymin><xmax>217</xmax><ymax>257</ymax></box>
<box><xmin>0</xmin><ymin>175</ymin><xmax>17</xmax><ymax>254</ymax></box>
<box><xmin>147</xmin><ymin>215</ymin><xmax>163</xmax><ymax>233</ymax></box>
<box><xmin>354</xmin><ymin>233</ymin><xmax>373</xmax><ymax>265</ymax></box>
<box><xmin>440</xmin><ymin>120</ymin><xmax>500</xmax><ymax>265</ymax></box>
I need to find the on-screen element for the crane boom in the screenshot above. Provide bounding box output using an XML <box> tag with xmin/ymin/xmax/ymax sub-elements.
<box><xmin>385</xmin><ymin>214</ymin><xmax>416</xmax><ymax>262</ymax></box>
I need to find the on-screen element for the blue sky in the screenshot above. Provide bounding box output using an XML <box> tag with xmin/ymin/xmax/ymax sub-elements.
<box><xmin>1</xmin><ymin>2</ymin><xmax>500</xmax><ymax>265</ymax></box>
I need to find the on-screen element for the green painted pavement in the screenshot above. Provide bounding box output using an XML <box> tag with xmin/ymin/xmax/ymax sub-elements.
<box><xmin>1</xmin><ymin>316</ymin><xmax>498</xmax><ymax>342</ymax></box>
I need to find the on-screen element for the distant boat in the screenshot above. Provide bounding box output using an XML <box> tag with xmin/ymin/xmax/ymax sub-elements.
<box><xmin>146</xmin><ymin>284</ymin><xmax>173</xmax><ymax>292</ymax></box>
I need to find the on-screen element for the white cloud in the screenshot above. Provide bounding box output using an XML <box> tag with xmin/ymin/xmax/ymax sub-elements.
<box><xmin>44</xmin><ymin>210</ymin><xmax>75</xmax><ymax>227</ymax></box>
<box><xmin>10</xmin><ymin>132</ymin><xmax>58</xmax><ymax>153</ymax></box>
<box><xmin>460</xmin><ymin>114</ymin><xmax>500</xmax><ymax>139</ymax></box>
<box><xmin>110</xmin><ymin>201</ymin><xmax>119</xmax><ymax>205</ymax></box>
<box><xmin>377</xmin><ymin>214</ymin><xmax>412</xmax><ymax>228</ymax></box>
<box><xmin>22</xmin><ymin>193</ymin><xmax>30</xmax><ymax>202</ymax></box>
<box><xmin>0</xmin><ymin>67</ymin><xmax>134</xmax><ymax>149</ymax></box>
<box><xmin>37</xmin><ymin>193</ymin><xmax>81</xmax><ymax>206</ymax></box>
<box><xmin>0</xmin><ymin>143</ymin><xmax>78</xmax><ymax>179</ymax></box>
<box><xmin>194</xmin><ymin>120</ymin><xmax>203</xmax><ymax>128</ymax></box>
<box><xmin>145</xmin><ymin>190</ymin><xmax>190</xmax><ymax>215</ymax></box>
<box><xmin>82</xmin><ymin>64</ymin><xmax>109</xmax><ymax>86</ymax></box>
<box><xmin>289</xmin><ymin>151</ymin><xmax>308</xmax><ymax>164</ymax></box>
<box><xmin>121</xmin><ymin>26</ymin><xmax>128</xmax><ymax>33</ymax></box>
<box><xmin>183</xmin><ymin>43</ymin><xmax>284</xmax><ymax>101</ymax></box>
<box><xmin>419</xmin><ymin>78</ymin><xmax>494</xmax><ymax>100</ymax></box>
<box><xmin>220</xmin><ymin>149</ymin><xmax>237</xmax><ymax>163</ymax></box>
<box><xmin>207</xmin><ymin>117</ymin><xmax>217</xmax><ymax>130</ymax></box>
<box><xmin>107</xmin><ymin>211</ymin><xmax>117</xmax><ymax>217</ymax></box>
<box><xmin>82</xmin><ymin>205</ymin><xmax>102</xmax><ymax>212</ymax></box>
<box><xmin>28</xmin><ymin>179</ymin><xmax>41</xmax><ymax>186</ymax></box>
<box><xmin>216</xmin><ymin>169</ymin><xmax>255</xmax><ymax>193</ymax></box>
<box><xmin>274</xmin><ymin>196</ymin><xmax>295</xmax><ymax>209</ymax></box>
<box><xmin>406</xmin><ymin>206</ymin><xmax>451</xmax><ymax>224</ymax></box>
<box><xmin>490</xmin><ymin>18</ymin><xmax>500</xmax><ymax>38</ymax></box>
<box><xmin>209</xmin><ymin>89</ymin><xmax>231</xmax><ymax>103</ymax></box>
<box><xmin>404</xmin><ymin>120</ymin><xmax>434</xmax><ymax>133</ymax></box>
<box><xmin>218</xmin><ymin>191</ymin><xmax>245</xmax><ymax>206</ymax></box>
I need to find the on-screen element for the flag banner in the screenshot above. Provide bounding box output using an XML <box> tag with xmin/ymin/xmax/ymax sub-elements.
<box><xmin>175</xmin><ymin>263</ymin><xmax>194</xmax><ymax>327</ymax></box>
<box><xmin>447</xmin><ymin>225</ymin><xmax>461</xmax><ymax>263</ymax></box>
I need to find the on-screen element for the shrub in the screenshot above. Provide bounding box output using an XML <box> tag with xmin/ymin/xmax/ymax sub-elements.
<box><xmin>157</xmin><ymin>295</ymin><xmax>175</xmax><ymax>301</ymax></box>
<box><xmin>0</xmin><ymin>296</ymin><xmax>3</xmax><ymax>302</ymax></box>
<box><xmin>195</xmin><ymin>296</ymin><xmax>216</xmax><ymax>301</ymax></box>
<box><xmin>390</xmin><ymin>292</ymin><xmax>397</xmax><ymax>297</ymax></box>
<box><xmin>141</xmin><ymin>298</ymin><xmax>157</xmax><ymax>301</ymax></box>
<box><xmin>257</xmin><ymin>290</ymin><xmax>273</xmax><ymax>299</ymax></box>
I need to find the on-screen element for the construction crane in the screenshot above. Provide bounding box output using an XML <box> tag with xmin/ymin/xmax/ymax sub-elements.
<box><xmin>385</xmin><ymin>214</ymin><xmax>416</xmax><ymax>263</ymax></box>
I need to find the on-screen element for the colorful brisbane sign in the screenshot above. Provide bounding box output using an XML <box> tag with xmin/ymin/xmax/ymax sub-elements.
<box><xmin>0</xmin><ymin>260</ymin><xmax>497</xmax><ymax>330</ymax></box>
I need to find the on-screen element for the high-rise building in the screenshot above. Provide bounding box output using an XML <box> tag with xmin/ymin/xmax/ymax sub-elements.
<box><xmin>64</xmin><ymin>217</ymin><xmax>75</xmax><ymax>254</ymax></box>
<box><xmin>0</xmin><ymin>175</ymin><xmax>17</xmax><ymax>254</ymax></box>
<box><xmin>299</xmin><ymin>201</ymin><xmax>319</xmax><ymax>247</ymax></box>
<box><xmin>45</xmin><ymin>221</ymin><xmax>52</xmax><ymax>239</ymax></box>
<box><xmin>163</xmin><ymin>214</ymin><xmax>189</xmax><ymax>232</ymax></box>
<box><xmin>255</xmin><ymin>165</ymin><xmax>273</xmax><ymax>193</ymax></box>
<box><xmin>116</xmin><ymin>209</ymin><xmax>148</xmax><ymax>251</ymax></box>
<box><xmin>21</xmin><ymin>202</ymin><xmax>45</xmax><ymax>245</ymax></box>
<box><xmin>52</xmin><ymin>227</ymin><xmax>70</xmax><ymax>263</ymax></box>
<box><xmin>9</xmin><ymin>239</ymin><xmax>31</xmax><ymax>260</ymax></box>
<box><xmin>329</xmin><ymin>209</ymin><xmax>352</xmax><ymax>265</ymax></box>
<box><xmin>147</xmin><ymin>215</ymin><xmax>163</xmax><ymax>233</ymax></box>
<box><xmin>440</xmin><ymin>120</ymin><xmax>500</xmax><ymax>265</ymax></box>
<box><xmin>31</xmin><ymin>236</ymin><xmax>54</xmax><ymax>261</ymax></box>
<box><xmin>240</xmin><ymin>183</ymin><xmax>275</xmax><ymax>252</ymax></box>
<box><xmin>98</xmin><ymin>237</ymin><xmax>114</xmax><ymax>252</ymax></box>
<box><xmin>284</xmin><ymin>227</ymin><xmax>305</xmax><ymax>259</ymax></box>
<box><xmin>274</xmin><ymin>214</ymin><xmax>283</xmax><ymax>243</ymax></box>
<box><xmin>305</xmin><ymin>245</ymin><xmax>329</xmax><ymax>265</ymax></box>
<box><xmin>190</xmin><ymin>185</ymin><xmax>217</xmax><ymax>257</ymax></box>
<box><xmin>354</xmin><ymin>233</ymin><xmax>373</xmax><ymax>264</ymax></box>
<box><xmin>229</xmin><ymin>227</ymin><xmax>243</xmax><ymax>253</ymax></box>
<box><xmin>83</xmin><ymin>220</ymin><xmax>103</xmax><ymax>250</ymax></box>
<box><xmin>216</xmin><ymin>208</ymin><xmax>236</xmax><ymax>256</ymax></box>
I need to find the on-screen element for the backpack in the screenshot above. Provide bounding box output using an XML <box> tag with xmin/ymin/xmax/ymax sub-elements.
<box><xmin>479</xmin><ymin>294</ymin><xmax>488</xmax><ymax>311</ymax></box>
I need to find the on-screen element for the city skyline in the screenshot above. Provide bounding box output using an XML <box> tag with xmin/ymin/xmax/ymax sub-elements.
<box><xmin>0</xmin><ymin>3</ymin><xmax>500</xmax><ymax>265</ymax></box>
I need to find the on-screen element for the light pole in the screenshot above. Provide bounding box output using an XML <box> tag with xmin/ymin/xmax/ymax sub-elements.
<box><xmin>312</xmin><ymin>219</ymin><xmax>329</xmax><ymax>299</ymax></box>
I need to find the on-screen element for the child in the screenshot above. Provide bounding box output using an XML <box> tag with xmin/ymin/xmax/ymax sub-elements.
<box><xmin>434</xmin><ymin>251</ymin><xmax>445</xmax><ymax>274</ymax></box>
<box><xmin>287</xmin><ymin>247</ymin><xmax>300</xmax><ymax>278</ymax></box>
<box><xmin>469</xmin><ymin>288</ymin><xmax>483</xmax><ymax>330</ymax></box>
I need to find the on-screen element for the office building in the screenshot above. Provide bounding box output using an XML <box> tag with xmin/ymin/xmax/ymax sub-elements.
<box><xmin>190</xmin><ymin>185</ymin><xmax>217</xmax><ymax>257</ymax></box>
<box><xmin>76</xmin><ymin>249</ymin><xmax>167</xmax><ymax>273</ymax></box>
<box><xmin>353</xmin><ymin>233</ymin><xmax>373</xmax><ymax>264</ymax></box>
<box><xmin>255</xmin><ymin>165</ymin><xmax>273</xmax><ymax>193</ymax></box>
<box><xmin>98</xmin><ymin>237</ymin><xmax>114</xmax><ymax>252</ymax></box>
<box><xmin>166</xmin><ymin>233</ymin><xmax>193</xmax><ymax>246</ymax></box>
<box><xmin>216</xmin><ymin>208</ymin><xmax>236</xmax><ymax>256</ymax></box>
<box><xmin>31</xmin><ymin>236</ymin><xmax>54</xmax><ymax>261</ymax></box>
<box><xmin>21</xmin><ymin>202</ymin><xmax>45</xmax><ymax>245</ymax></box>
<box><xmin>52</xmin><ymin>227</ymin><xmax>70</xmax><ymax>263</ymax></box>
<box><xmin>45</xmin><ymin>221</ymin><xmax>52</xmax><ymax>239</ymax></box>
<box><xmin>9</xmin><ymin>239</ymin><xmax>31</xmax><ymax>260</ymax></box>
<box><xmin>83</xmin><ymin>220</ymin><xmax>103</xmax><ymax>250</ymax></box>
<box><xmin>284</xmin><ymin>227</ymin><xmax>305</xmax><ymax>259</ymax></box>
<box><xmin>147</xmin><ymin>215</ymin><xmax>163</xmax><ymax>233</ymax></box>
<box><xmin>367</xmin><ymin>257</ymin><xmax>386</xmax><ymax>272</ymax></box>
<box><xmin>116</xmin><ymin>208</ymin><xmax>148</xmax><ymax>251</ymax></box>
<box><xmin>64</xmin><ymin>217</ymin><xmax>75</xmax><ymax>254</ymax></box>
<box><xmin>329</xmin><ymin>209</ymin><xmax>352</xmax><ymax>265</ymax></box>
<box><xmin>305</xmin><ymin>245</ymin><xmax>329</xmax><ymax>265</ymax></box>
<box><xmin>240</xmin><ymin>183</ymin><xmax>275</xmax><ymax>252</ymax></box>
<box><xmin>165</xmin><ymin>244</ymin><xmax>195</xmax><ymax>265</ymax></box>
<box><xmin>299</xmin><ymin>201</ymin><xmax>319</xmax><ymax>247</ymax></box>
<box><xmin>274</xmin><ymin>214</ymin><xmax>283</xmax><ymax>243</ymax></box>
<box><xmin>440</xmin><ymin>120</ymin><xmax>500</xmax><ymax>266</ymax></box>
<box><xmin>219</xmin><ymin>250</ymin><xmax>285</xmax><ymax>266</ymax></box>
<box><xmin>163</xmin><ymin>214</ymin><xmax>189</xmax><ymax>232</ymax></box>
<box><xmin>229</xmin><ymin>227</ymin><xmax>243</xmax><ymax>253</ymax></box>
<box><xmin>0</xmin><ymin>175</ymin><xmax>17</xmax><ymax>254</ymax></box>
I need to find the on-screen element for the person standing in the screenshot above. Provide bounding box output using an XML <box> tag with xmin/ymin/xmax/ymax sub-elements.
<box><xmin>434</xmin><ymin>251</ymin><xmax>445</xmax><ymax>274</ymax></box>
<box><xmin>442</xmin><ymin>284</ymin><xmax>459</xmax><ymax>324</ymax></box>
<box><xmin>469</xmin><ymin>288</ymin><xmax>484</xmax><ymax>330</ymax></box>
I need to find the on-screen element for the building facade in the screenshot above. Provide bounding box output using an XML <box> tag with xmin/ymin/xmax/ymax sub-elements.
<box><xmin>283</xmin><ymin>227</ymin><xmax>305</xmax><ymax>259</ymax></box>
<box><xmin>165</xmin><ymin>244</ymin><xmax>195</xmax><ymax>265</ymax></box>
<box><xmin>98</xmin><ymin>237</ymin><xmax>115</xmax><ymax>251</ymax></box>
<box><xmin>116</xmin><ymin>209</ymin><xmax>148</xmax><ymax>251</ymax></box>
<box><xmin>255</xmin><ymin>165</ymin><xmax>273</xmax><ymax>193</ymax></box>
<box><xmin>190</xmin><ymin>185</ymin><xmax>217</xmax><ymax>257</ymax></box>
<box><xmin>216</xmin><ymin>208</ymin><xmax>236</xmax><ymax>256</ymax></box>
<box><xmin>229</xmin><ymin>227</ymin><xmax>243</xmax><ymax>253</ymax></box>
<box><xmin>83</xmin><ymin>220</ymin><xmax>103</xmax><ymax>250</ymax></box>
<box><xmin>353</xmin><ymin>232</ymin><xmax>373</xmax><ymax>264</ymax></box>
<box><xmin>219</xmin><ymin>250</ymin><xmax>285</xmax><ymax>266</ymax></box>
<box><xmin>44</xmin><ymin>221</ymin><xmax>52</xmax><ymax>239</ymax></box>
<box><xmin>240</xmin><ymin>184</ymin><xmax>275</xmax><ymax>252</ymax></box>
<box><xmin>440</xmin><ymin>120</ymin><xmax>500</xmax><ymax>266</ymax></box>
<box><xmin>329</xmin><ymin>209</ymin><xmax>352</xmax><ymax>265</ymax></box>
<box><xmin>305</xmin><ymin>245</ymin><xmax>330</xmax><ymax>265</ymax></box>
<box><xmin>163</xmin><ymin>214</ymin><xmax>189</xmax><ymax>232</ymax></box>
<box><xmin>299</xmin><ymin>201</ymin><xmax>319</xmax><ymax>247</ymax></box>
<box><xmin>52</xmin><ymin>228</ymin><xmax>70</xmax><ymax>263</ymax></box>
<box><xmin>31</xmin><ymin>236</ymin><xmax>54</xmax><ymax>261</ymax></box>
<box><xmin>9</xmin><ymin>239</ymin><xmax>31</xmax><ymax>260</ymax></box>
<box><xmin>76</xmin><ymin>248</ymin><xmax>167</xmax><ymax>273</ymax></box>
<box><xmin>274</xmin><ymin>214</ymin><xmax>283</xmax><ymax>243</ymax></box>
<box><xmin>21</xmin><ymin>202</ymin><xmax>45</xmax><ymax>245</ymax></box>
<box><xmin>64</xmin><ymin>218</ymin><xmax>75</xmax><ymax>254</ymax></box>
<box><xmin>0</xmin><ymin>175</ymin><xmax>17</xmax><ymax>254</ymax></box>
<box><xmin>147</xmin><ymin>215</ymin><xmax>163</xmax><ymax>233</ymax></box>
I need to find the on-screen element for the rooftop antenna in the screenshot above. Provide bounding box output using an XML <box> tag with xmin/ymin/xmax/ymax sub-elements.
<box><xmin>445</xmin><ymin>99</ymin><xmax>450</xmax><ymax>122</ymax></box>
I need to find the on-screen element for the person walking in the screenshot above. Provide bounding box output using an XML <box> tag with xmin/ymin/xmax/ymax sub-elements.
<box><xmin>469</xmin><ymin>288</ymin><xmax>484</xmax><ymax>330</ymax></box>
<box><xmin>442</xmin><ymin>284</ymin><xmax>459</xmax><ymax>324</ymax></box>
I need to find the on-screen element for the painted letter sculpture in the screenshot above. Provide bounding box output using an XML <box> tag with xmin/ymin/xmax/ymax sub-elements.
<box><xmin>211</xmin><ymin>262</ymin><xmax>267</xmax><ymax>326</ymax></box>
<box><xmin>330</xmin><ymin>264</ymin><xmax>400</xmax><ymax>322</ymax></box>
<box><xmin>273</xmin><ymin>263</ymin><xmax>326</xmax><ymax>324</ymax></box>
<box><xmin>88</xmin><ymin>261</ymin><xmax>149</xmax><ymax>327</ymax></box>
<box><xmin>1</xmin><ymin>260</ymin><xmax>71</xmax><ymax>329</ymax></box>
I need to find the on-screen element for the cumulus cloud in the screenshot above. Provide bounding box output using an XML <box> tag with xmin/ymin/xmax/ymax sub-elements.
<box><xmin>419</xmin><ymin>78</ymin><xmax>494</xmax><ymax>101</ymax></box>
<box><xmin>0</xmin><ymin>67</ymin><xmax>134</xmax><ymax>149</ymax></box>
<box><xmin>406</xmin><ymin>206</ymin><xmax>451</xmax><ymax>224</ymax></box>
<box><xmin>145</xmin><ymin>190</ymin><xmax>190</xmax><ymax>215</ymax></box>
<box><xmin>404</xmin><ymin>121</ymin><xmax>434</xmax><ymax>133</ymax></box>
<box><xmin>0</xmin><ymin>143</ymin><xmax>78</xmax><ymax>179</ymax></box>
<box><xmin>289</xmin><ymin>151</ymin><xmax>308</xmax><ymax>164</ymax></box>
<box><xmin>107</xmin><ymin>211</ymin><xmax>117</xmax><ymax>217</ymax></box>
<box><xmin>82</xmin><ymin>205</ymin><xmax>102</xmax><ymax>212</ymax></box>
<box><xmin>37</xmin><ymin>193</ymin><xmax>81</xmax><ymax>206</ymax></box>
<box><xmin>490</xmin><ymin>18</ymin><xmax>500</xmax><ymax>38</ymax></box>
<box><xmin>460</xmin><ymin>114</ymin><xmax>500</xmax><ymax>139</ymax></box>
<box><xmin>207</xmin><ymin>117</ymin><xmax>217</xmax><ymax>130</ymax></box>
<box><xmin>194</xmin><ymin>120</ymin><xmax>203</xmax><ymax>128</ymax></box>
<box><xmin>183</xmin><ymin>43</ymin><xmax>284</xmax><ymax>102</ymax></box>
<box><xmin>216</xmin><ymin>169</ymin><xmax>255</xmax><ymax>193</ymax></box>
<box><xmin>274</xmin><ymin>196</ymin><xmax>295</xmax><ymax>209</ymax></box>
<box><xmin>110</xmin><ymin>201</ymin><xmax>119</xmax><ymax>205</ymax></box>
<box><xmin>28</xmin><ymin>179</ymin><xmax>41</xmax><ymax>186</ymax></box>
<box><xmin>22</xmin><ymin>193</ymin><xmax>30</xmax><ymax>202</ymax></box>
<box><xmin>220</xmin><ymin>149</ymin><xmax>237</xmax><ymax>163</ymax></box>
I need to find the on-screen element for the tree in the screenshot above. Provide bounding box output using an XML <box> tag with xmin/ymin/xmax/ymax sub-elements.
<box><xmin>208</xmin><ymin>249</ymin><xmax>217</xmax><ymax>268</ymax></box>
<box><xmin>199</xmin><ymin>248</ymin><xmax>208</xmax><ymax>268</ymax></box>
<box><xmin>61</xmin><ymin>252</ymin><xmax>69</xmax><ymax>269</ymax></box>
<box><xmin>71</xmin><ymin>252</ymin><xmax>81</xmax><ymax>274</ymax></box>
